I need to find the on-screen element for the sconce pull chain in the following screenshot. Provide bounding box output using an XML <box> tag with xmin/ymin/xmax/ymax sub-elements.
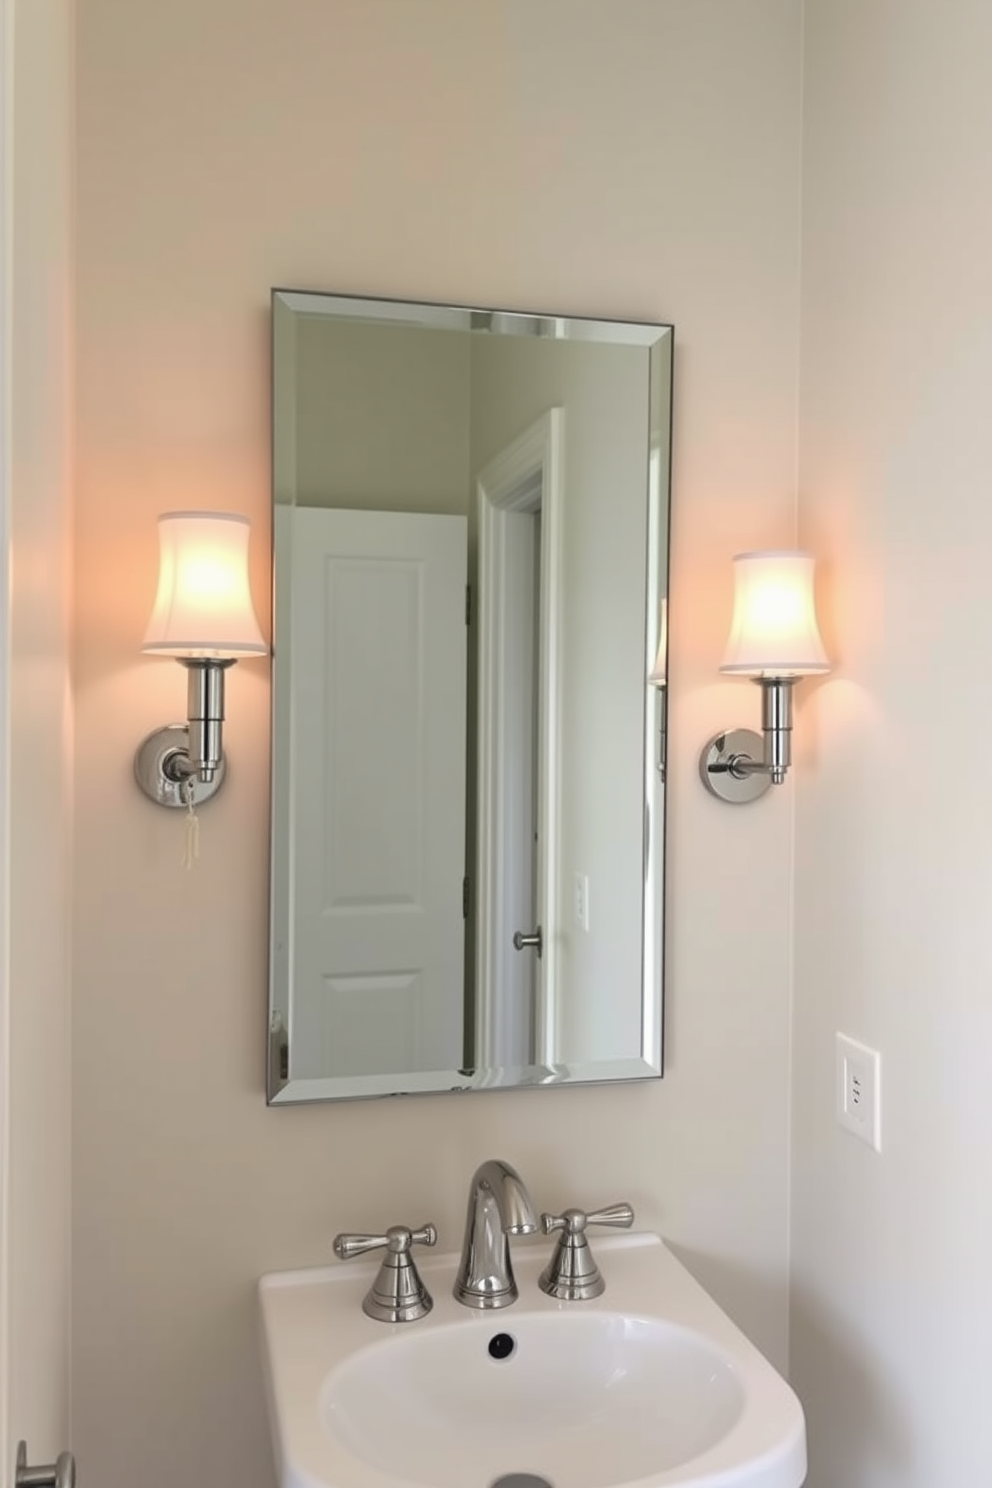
<box><xmin>181</xmin><ymin>777</ymin><xmax>200</xmax><ymax>870</ymax></box>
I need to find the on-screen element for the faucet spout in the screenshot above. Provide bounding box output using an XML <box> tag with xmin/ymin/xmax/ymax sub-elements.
<box><xmin>453</xmin><ymin>1158</ymin><xmax>537</xmax><ymax>1309</ymax></box>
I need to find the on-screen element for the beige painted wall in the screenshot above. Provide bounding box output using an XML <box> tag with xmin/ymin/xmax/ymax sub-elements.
<box><xmin>293</xmin><ymin>317</ymin><xmax>472</xmax><ymax>512</ymax></box>
<box><xmin>793</xmin><ymin>1</ymin><xmax>992</xmax><ymax>1483</ymax></box>
<box><xmin>5</xmin><ymin>0</ymin><xmax>74</xmax><ymax>1472</ymax></box>
<box><xmin>72</xmin><ymin>4</ymin><xmax>803</xmax><ymax>1487</ymax></box>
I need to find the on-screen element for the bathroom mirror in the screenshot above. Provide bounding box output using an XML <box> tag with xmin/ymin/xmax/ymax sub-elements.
<box><xmin>267</xmin><ymin>290</ymin><xmax>672</xmax><ymax>1103</ymax></box>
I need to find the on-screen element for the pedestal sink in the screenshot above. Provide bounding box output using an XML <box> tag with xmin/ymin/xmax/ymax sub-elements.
<box><xmin>259</xmin><ymin>1232</ymin><xmax>806</xmax><ymax>1488</ymax></box>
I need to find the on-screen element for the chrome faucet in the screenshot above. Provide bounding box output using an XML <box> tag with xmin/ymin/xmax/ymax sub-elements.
<box><xmin>453</xmin><ymin>1158</ymin><xmax>538</xmax><ymax>1309</ymax></box>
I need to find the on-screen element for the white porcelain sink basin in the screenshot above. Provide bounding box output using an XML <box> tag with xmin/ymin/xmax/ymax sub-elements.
<box><xmin>259</xmin><ymin>1233</ymin><xmax>806</xmax><ymax>1488</ymax></box>
<box><xmin>326</xmin><ymin>1310</ymin><xmax>743</xmax><ymax>1485</ymax></box>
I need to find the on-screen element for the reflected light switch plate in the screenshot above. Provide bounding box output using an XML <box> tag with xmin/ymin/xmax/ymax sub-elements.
<box><xmin>573</xmin><ymin>873</ymin><xmax>590</xmax><ymax>932</ymax></box>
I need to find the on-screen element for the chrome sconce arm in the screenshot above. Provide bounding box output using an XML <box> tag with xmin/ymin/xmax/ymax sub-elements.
<box><xmin>700</xmin><ymin>677</ymin><xmax>795</xmax><ymax>803</ymax></box>
<box><xmin>180</xmin><ymin>657</ymin><xmax>232</xmax><ymax>784</ymax></box>
<box><xmin>135</xmin><ymin>659</ymin><xmax>235</xmax><ymax>808</ymax></box>
<box><xmin>699</xmin><ymin>551</ymin><xmax>828</xmax><ymax>806</ymax></box>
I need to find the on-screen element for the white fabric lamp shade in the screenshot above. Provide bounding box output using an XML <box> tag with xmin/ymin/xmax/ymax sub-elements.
<box><xmin>142</xmin><ymin>511</ymin><xmax>267</xmax><ymax>657</ymax></box>
<box><xmin>720</xmin><ymin>550</ymin><xmax>829</xmax><ymax>677</ymax></box>
<box><xmin>648</xmin><ymin>597</ymin><xmax>668</xmax><ymax>686</ymax></box>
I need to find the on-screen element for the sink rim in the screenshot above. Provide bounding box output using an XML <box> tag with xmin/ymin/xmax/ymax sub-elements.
<box><xmin>259</xmin><ymin>1231</ymin><xmax>807</xmax><ymax>1488</ymax></box>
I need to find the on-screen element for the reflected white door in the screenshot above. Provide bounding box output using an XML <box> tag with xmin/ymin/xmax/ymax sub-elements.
<box><xmin>287</xmin><ymin>507</ymin><xmax>468</xmax><ymax>1078</ymax></box>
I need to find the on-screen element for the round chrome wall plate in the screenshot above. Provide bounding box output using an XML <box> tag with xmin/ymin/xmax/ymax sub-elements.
<box><xmin>134</xmin><ymin>724</ymin><xmax>225</xmax><ymax>808</ymax></box>
<box><xmin>699</xmin><ymin>727</ymin><xmax>772</xmax><ymax>804</ymax></box>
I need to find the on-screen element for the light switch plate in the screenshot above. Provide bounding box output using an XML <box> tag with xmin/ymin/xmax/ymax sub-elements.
<box><xmin>835</xmin><ymin>1032</ymin><xmax>882</xmax><ymax>1152</ymax></box>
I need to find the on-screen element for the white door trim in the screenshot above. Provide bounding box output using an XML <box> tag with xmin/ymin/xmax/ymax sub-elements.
<box><xmin>475</xmin><ymin>408</ymin><xmax>564</xmax><ymax>1067</ymax></box>
<box><xmin>0</xmin><ymin>0</ymin><xmax>12</xmax><ymax>1470</ymax></box>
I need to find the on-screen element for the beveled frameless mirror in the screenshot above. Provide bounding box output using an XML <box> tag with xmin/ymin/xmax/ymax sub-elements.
<box><xmin>267</xmin><ymin>290</ymin><xmax>672</xmax><ymax>1103</ymax></box>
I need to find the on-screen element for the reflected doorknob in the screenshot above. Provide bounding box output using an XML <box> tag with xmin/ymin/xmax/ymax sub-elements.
<box><xmin>512</xmin><ymin>926</ymin><xmax>543</xmax><ymax>958</ymax></box>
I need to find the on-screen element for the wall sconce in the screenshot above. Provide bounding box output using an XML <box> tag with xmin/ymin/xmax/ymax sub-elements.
<box><xmin>700</xmin><ymin>550</ymin><xmax>828</xmax><ymax>804</ymax></box>
<box><xmin>647</xmin><ymin>597</ymin><xmax>668</xmax><ymax>780</ymax></box>
<box><xmin>134</xmin><ymin>511</ymin><xmax>267</xmax><ymax>807</ymax></box>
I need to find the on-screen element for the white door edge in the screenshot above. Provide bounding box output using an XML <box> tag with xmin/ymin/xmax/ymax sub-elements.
<box><xmin>475</xmin><ymin>408</ymin><xmax>565</xmax><ymax>1067</ymax></box>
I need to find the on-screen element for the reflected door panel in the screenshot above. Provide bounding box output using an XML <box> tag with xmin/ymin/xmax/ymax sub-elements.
<box><xmin>288</xmin><ymin>506</ymin><xmax>467</xmax><ymax>1078</ymax></box>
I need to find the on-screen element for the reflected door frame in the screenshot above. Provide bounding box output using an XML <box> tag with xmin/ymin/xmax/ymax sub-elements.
<box><xmin>475</xmin><ymin>408</ymin><xmax>564</xmax><ymax>1068</ymax></box>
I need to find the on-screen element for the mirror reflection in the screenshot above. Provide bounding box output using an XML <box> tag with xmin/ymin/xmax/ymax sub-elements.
<box><xmin>267</xmin><ymin>291</ymin><xmax>672</xmax><ymax>1103</ymax></box>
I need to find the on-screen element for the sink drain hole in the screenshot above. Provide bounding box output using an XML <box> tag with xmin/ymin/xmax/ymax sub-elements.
<box><xmin>487</xmin><ymin>1332</ymin><xmax>517</xmax><ymax>1361</ymax></box>
<box><xmin>491</xmin><ymin>1477</ymin><xmax>553</xmax><ymax>1488</ymax></box>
